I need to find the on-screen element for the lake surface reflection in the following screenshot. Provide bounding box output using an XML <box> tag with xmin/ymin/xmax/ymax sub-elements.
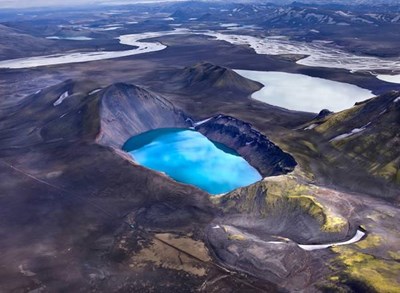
<box><xmin>235</xmin><ymin>70</ymin><xmax>374</xmax><ymax>113</ymax></box>
<box><xmin>123</xmin><ymin>128</ymin><xmax>262</xmax><ymax>194</ymax></box>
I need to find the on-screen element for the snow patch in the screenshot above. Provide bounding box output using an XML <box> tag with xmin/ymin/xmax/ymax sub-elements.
<box><xmin>46</xmin><ymin>36</ymin><xmax>93</xmax><ymax>41</ymax></box>
<box><xmin>220</xmin><ymin>23</ymin><xmax>239</xmax><ymax>28</ymax></box>
<box><xmin>377</xmin><ymin>74</ymin><xmax>400</xmax><ymax>84</ymax></box>
<box><xmin>330</xmin><ymin>123</ymin><xmax>371</xmax><ymax>142</ymax></box>
<box><xmin>88</xmin><ymin>88</ymin><xmax>102</xmax><ymax>95</ymax></box>
<box><xmin>392</xmin><ymin>15</ymin><xmax>400</xmax><ymax>23</ymax></box>
<box><xmin>304</xmin><ymin>124</ymin><xmax>318</xmax><ymax>130</ymax></box>
<box><xmin>298</xmin><ymin>229</ymin><xmax>365</xmax><ymax>251</ymax></box>
<box><xmin>53</xmin><ymin>91</ymin><xmax>69</xmax><ymax>106</ymax></box>
<box><xmin>335</xmin><ymin>11</ymin><xmax>352</xmax><ymax>17</ymax></box>
<box><xmin>98</xmin><ymin>26</ymin><xmax>123</xmax><ymax>31</ymax></box>
<box><xmin>193</xmin><ymin>117</ymin><xmax>213</xmax><ymax>127</ymax></box>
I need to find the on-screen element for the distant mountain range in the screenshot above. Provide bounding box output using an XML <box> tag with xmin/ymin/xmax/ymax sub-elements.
<box><xmin>169</xmin><ymin>1</ymin><xmax>400</xmax><ymax>25</ymax></box>
<box><xmin>212</xmin><ymin>0</ymin><xmax>400</xmax><ymax>6</ymax></box>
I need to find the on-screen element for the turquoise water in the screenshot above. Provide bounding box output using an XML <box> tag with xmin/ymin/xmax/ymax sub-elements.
<box><xmin>123</xmin><ymin>128</ymin><xmax>262</xmax><ymax>194</ymax></box>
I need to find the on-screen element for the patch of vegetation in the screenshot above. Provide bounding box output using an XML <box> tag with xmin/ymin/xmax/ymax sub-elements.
<box><xmin>286</xmin><ymin>194</ymin><xmax>346</xmax><ymax>232</ymax></box>
<box><xmin>228</xmin><ymin>234</ymin><xmax>246</xmax><ymax>241</ymax></box>
<box><xmin>219</xmin><ymin>176</ymin><xmax>347</xmax><ymax>233</ymax></box>
<box><xmin>332</xmin><ymin>246</ymin><xmax>400</xmax><ymax>293</ymax></box>
<box><xmin>301</xmin><ymin>140</ymin><xmax>318</xmax><ymax>153</ymax></box>
<box><xmin>388</xmin><ymin>251</ymin><xmax>400</xmax><ymax>261</ymax></box>
<box><xmin>329</xmin><ymin>275</ymin><xmax>340</xmax><ymax>282</ymax></box>
<box><xmin>315</xmin><ymin>105</ymin><xmax>362</xmax><ymax>133</ymax></box>
<box><xmin>377</xmin><ymin>161</ymin><xmax>399</xmax><ymax>182</ymax></box>
<box><xmin>355</xmin><ymin>234</ymin><xmax>382</xmax><ymax>250</ymax></box>
<box><xmin>288</xmin><ymin>195</ymin><xmax>325</xmax><ymax>224</ymax></box>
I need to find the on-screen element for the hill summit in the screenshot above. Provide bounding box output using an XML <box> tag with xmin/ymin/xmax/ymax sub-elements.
<box><xmin>171</xmin><ymin>62</ymin><xmax>262</xmax><ymax>93</ymax></box>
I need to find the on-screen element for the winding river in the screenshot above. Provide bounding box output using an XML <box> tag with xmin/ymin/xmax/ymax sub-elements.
<box><xmin>0</xmin><ymin>30</ymin><xmax>184</xmax><ymax>69</ymax></box>
<box><xmin>1</xmin><ymin>27</ymin><xmax>399</xmax><ymax>84</ymax></box>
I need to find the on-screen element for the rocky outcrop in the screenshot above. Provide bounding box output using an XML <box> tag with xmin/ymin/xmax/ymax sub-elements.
<box><xmin>314</xmin><ymin>108</ymin><xmax>333</xmax><ymax>120</ymax></box>
<box><xmin>195</xmin><ymin>115</ymin><xmax>297</xmax><ymax>177</ymax></box>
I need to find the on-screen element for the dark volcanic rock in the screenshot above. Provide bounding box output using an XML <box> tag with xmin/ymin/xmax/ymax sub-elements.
<box><xmin>195</xmin><ymin>115</ymin><xmax>297</xmax><ymax>177</ymax></box>
<box><xmin>314</xmin><ymin>109</ymin><xmax>333</xmax><ymax>120</ymax></box>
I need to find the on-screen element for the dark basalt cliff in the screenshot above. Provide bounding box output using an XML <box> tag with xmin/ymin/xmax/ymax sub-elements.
<box><xmin>195</xmin><ymin>115</ymin><xmax>297</xmax><ymax>177</ymax></box>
